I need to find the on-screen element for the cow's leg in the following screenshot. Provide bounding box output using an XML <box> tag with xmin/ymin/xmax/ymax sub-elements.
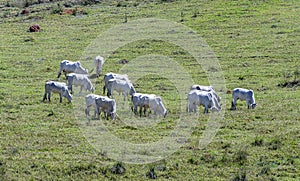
<box><xmin>97</xmin><ymin>107</ymin><xmax>101</xmax><ymax>120</ymax></box>
<box><xmin>231</xmin><ymin>97</ymin><xmax>237</xmax><ymax>110</ymax></box>
<box><xmin>107</xmin><ymin>89</ymin><xmax>112</xmax><ymax>97</ymax></box>
<box><xmin>188</xmin><ymin>102</ymin><xmax>193</xmax><ymax>113</ymax></box>
<box><xmin>80</xmin><ymin>86</ymin><xmax>83</xmax><ymax>94</ymax></box>
<box><xmin>57</xmin><ymin>70</ymin><xmax>61</xmax><ymax>78</ymax></box>
<box><xmin>103</xmin><ymin>85</ymin><xmax>106</xmax><ymax>94</ymax></box>
<box><xmin>139</xmin><ymin>106</ymin><xmax>143</xmax><ymax>117</ymax></box>
<box><xmin>123</xmin><ymin>93</ymin><xmax>126</xmax><ymax>102</ymax></box>
<box><xmin>43</xmin><ymin>93</ymin><xmax>47</xmax><ymax>101</ymax></box>
<box><xmin>93</xmin><ymin>106</ymin><xmax>97</xmax><ymax>118</ymax></box>
<box><xmin>204</xmin><ymin>105</ymin><xmax>208</xmax><ymax>114</ymax></box>
<box><xmin>143</xmin><ymin>106</ymin><xmax>146</xmax><ymax>116</ymax></box>
<box><xmin>85</xmin><ymin>106</ymin><xmax>90</xmax><ymax>116</ymax></box>
<box><xmin>105</xmin><ymin>109</ymin><xmax>109</xmax><ymax>120</ymax></box>
<box><xmin>48</xmin><ymin>92</ymin><xmax>51</xmax><ymax>101</ymax></box>
<box><xmin>246</xmin><ymin>99</ymin><xmax>251</xmax><ymax>109</ymax></box>
<box><xmin>59</xmin><ymin>93</ymin><xmax>63</xmax><ymax>103</ymax></box>
<box><xmin>191</xmin><ymin>104</ymin><xmax>196</xmax><ymax>113</ymax></box>
<box><xmin>133</xmin><ymin>105</ymin><xmax>137</xmax><ymax>115</ymax></box>
<box><xmin>68</xmin><ymin>85</ymin><xmax>73</xmax><ymax>94</ymax></box>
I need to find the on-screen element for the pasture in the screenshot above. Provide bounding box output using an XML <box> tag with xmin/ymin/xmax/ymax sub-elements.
<box><xmin>0</xmin><ymin>0</ymin><xmax>299</xmax><ymax>180</ymax></box>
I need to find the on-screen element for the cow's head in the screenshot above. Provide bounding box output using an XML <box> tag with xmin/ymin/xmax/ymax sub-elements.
<box><xmin>251</xmin><ymin>103</ymin><xmax>257</xmax><ymax>109</ymax></box>
<box><xmin>211</xmin><ymin>106</ymin><xmax>219</xmax><ymax>112</ymax></box>
<box><xmin>129</xmin><ymin>85</ymin><xmax>136</xmax><ymax>95</ymax></box>
<box><xmin>111</xmin><ymin>112</ymin><xmax>116</xmax><ymax>120</ymax></box>
<box><xmin>64</xmin><ymin>90</ymin><xmax>73</xmax><ymax>102</ymax></box>
<box><xmin>163</xmin><ymin>109</ymin><xmax>168</xmax><ymax>118</ymax></box>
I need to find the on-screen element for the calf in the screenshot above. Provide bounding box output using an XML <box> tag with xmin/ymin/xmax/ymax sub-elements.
<box><xmin>43</xmin><ymin>81</ymin><xmax>72</xmax><ymax>103</ymax></box>
<box><xmin>231</xmin><ymin>88</ymin><xmax>256</xmax><ymax>110</ymax></box>
<box><xmin>95</xmin><ymin>96</ymin><xmax>117</xmax><ymax>120</ymax></box>
<box><xmin>103</xmin><ymin>72</ymin><xmax>129</xmax><ymax>94</ymax></box>
<box><xmin>187</xmin><ymin>90</ymin><xmax>221</xmax><ymax>114</ymax></box>
<box><xmin>132</xmin><ymin>93</ymin><xmax>167</xmax><ymax>118</ymax></box>
<box><xmin>190</xmin><ymin>84</ymin><xmax>221</xmax><ymax>102</ymax></box>
<box><xmin>66</xmin><ymin>73</ymin><xmax>94</xmax><ymax>94</ymax></box>
<box><xmin>58</xmin><ymin>60</ymin><xmax>88</xmax><ymax>78</ymax></box>
<box><xmin>107</xmin><ymin>78</ymin><xmax>136</xmax><ymax>101</ymax></box>
<box><xmin>85</xmin><ymin>94</ymin><xmax>103</xmax><ymax>119</ymax></box>
<box><xmin>94</xmin><ymin>55</ymin><xmax>105</xmax><ymax>77</ymax></box>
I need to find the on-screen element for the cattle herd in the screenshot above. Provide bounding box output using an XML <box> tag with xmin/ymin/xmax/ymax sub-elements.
<box><xmin>43</xmin><ymin>56</ymin><xmax>257</xmax><ymax>120</ymax></box>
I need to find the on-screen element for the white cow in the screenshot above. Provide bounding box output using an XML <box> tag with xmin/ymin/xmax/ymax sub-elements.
<box><xmin>43</xmin><ymin>81</ymin><xmax>72</xmax><ymax>103</ymax></box>
<box><xmin>103</xmin><ymin>72</ymin><xmax>129</xmax><ymax>94</ymax></box>
<box><xmin>94</xmin><ymin>55</ymin><xmax>105</xmax><ymax>77</ymax></box>
<box><xmin>85</xmin><ymin>94</ymin><xmax>103</xmax><ymax>119</ymax></box>
<box><xmin>66</xmin><ymin>73</ymin><xmax>94</xmax><ymax>94</ymax></box>
<box><xmin>190</xmin><ymin>84</ymin><xmax>221</xmax><ymax>102</ymax></box>
<box><xmin>231</xmin><ymin>88</ymin><xmax>257</xmax><ymax>110</ymax></box>
<box><xmin>188</xmin><ymin>90</ymin><xmax>221</xmax><ymax>113</ymax></box>
<box><xmin>107</xmin><ymin>78</ymin><xmax>136</xmax><ymax>101</ymax></box>
<box><xmin>57</xmin><ymin>60</ymin><xmax>88</xmax><ymax>78</ymax></box>
<box><xmin>95</xmin><ymin>96</ymin><xmax>117</xmax><ymax>120</ymax></box>
<box><xmin>132</xmin><ymin>93</ymin><xmax>167</xmax><ymax>118</ymax></box>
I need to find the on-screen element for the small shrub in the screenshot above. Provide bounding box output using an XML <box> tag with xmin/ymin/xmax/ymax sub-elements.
<box><xmin>146</xmin><ymin>167</ymin><xmax>157</xmax><ymax>179</ymax></box>
<box><xmin>200</xmin><ymin>153</ymin><xmax>215</xmax><ymax>163</ymax></box>
<box><xmin>5</xmin><ymin>1</ymin><xmax>11</xmax><ymax>7</ymax></box>
<box><xmin>220</xmin><ymin>153</ymin><xmax>231</xmax><ymax>164</ymax></box>
<box><xmin>260</xmin><ymin>165</ymin><xmax>271</xmax><ymax>175</ymax></box>
<box><xmin>268</xmin><ymin>138</ymin><xmax>282</xmax><ymax>150</ymax></box>
<box><xmin>24</xmin><ymin>36</ymin><xmax>35</xmax><ymax>42</ymax></box>
<box><xmin>188</xmin><ymin>157</ymin><xmax>195</xmax><ymax>164</ymax></box>
<box><xmin>252</xmin><ymin>136</ymin><xmax>264</xmax><ymax>146</ymax></box>
<box><xmin>0</xmin><ymin>159</ymin><xmax>6</xmax><ymax>176</ymax></box>
<box><xmin>231</xmin><ymin>169</ymin><xmax>247</xmax><ymax>181</ymax></box>
<box><xmin>51</xmin><ymin>3</ymin><xmax>63</xmax><ymax>14</ymax></box>
<box><xmin>111</xmin><ymin>162</ymin><xmax>125</xmax><ymax>175</ymax></box>
<box><xmin>278</xmin><ymin>68</ymin><xmax>300</xmax><ymax>88</ymax></box>
<box><xmin>234</xmin><ymin>148</ymin><xmax>248</xmax><ymax>165</ymax></box>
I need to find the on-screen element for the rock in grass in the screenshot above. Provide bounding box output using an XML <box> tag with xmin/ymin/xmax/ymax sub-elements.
<box><xmin>29</xmin><ymin>24</ymin><xmax>40</xmax><ymax>32</ymax></box>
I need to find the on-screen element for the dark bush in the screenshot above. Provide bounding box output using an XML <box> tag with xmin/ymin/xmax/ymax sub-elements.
<box><xmin>111</xmin><ymin>162</ymin><xmax>125</xmax><ymax>175</ymax></box>
<box><xmin>146</xmin><ymin>168</ymin><xmax>157</xmax><ymax>179</ymax></box>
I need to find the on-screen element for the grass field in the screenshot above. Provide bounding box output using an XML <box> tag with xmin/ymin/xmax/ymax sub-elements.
<box><xmin>0</xmin><ymin>0</ymin><xmax>299</xmax><ymax>180</ymax></box>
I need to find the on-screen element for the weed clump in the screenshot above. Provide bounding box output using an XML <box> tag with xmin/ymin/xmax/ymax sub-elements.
<box><xmin>111</xmin><ymin>162</ymin><xmax>125</xmax><ymax>175</ymax></box>
<box><xmin>278</xmin><ymin>68</ymin><xmax>299</xmax><ymax>88</ymax></box>
<box><xmin>51</xmin><ymin>3</ymin><xmax>63</xmax><ymax>14</ymax></box>
<box><xmin>251</xmin><ymin>136</ymin><xmax>264</xmax><ymax>146</ymax></box>
<box><xmin>146</xmin><ymin>168</ymin><xmax>157</xmax><ymax>179</ymax></box>
<box><xmin>268</xmin><ymin>138</ymin><xmax>282</xmax><ymax>150</ymax></box>
<box><xmin>231</xmin><ymin>168</ymin><xmax>247</xmax><ymax>181</ymax></box>
<box><xmin>234</xmin><ymin>148</ymin><xmax>248</xmax><ymax>165</ymax></box>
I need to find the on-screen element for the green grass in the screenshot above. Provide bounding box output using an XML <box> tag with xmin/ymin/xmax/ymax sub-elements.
<box><xmin>1</xmin><ymin>0</ymin><xmax>299</xmax><ymax>180</ymax></box>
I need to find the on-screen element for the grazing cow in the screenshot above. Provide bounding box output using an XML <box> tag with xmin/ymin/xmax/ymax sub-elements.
<box><xmin>103</xmin><ymin>72</ymin><xmax>129</xmax><ymax>94</ymax></box>
<box><xmin>43</xmin><ymin>81</ymin><xmax>72</xmax><ymax>103</ymax></box>
<box><xmin>187</xmin><ymin>90</ymin><xmax>221</xmax><ymax>114</ymax></box>
<box><xmin>190</xmin><ymin>84</ymin><xmax>221</xmax><ymax>102</ymax></box>
<box><xmin>107</xmin><ymin>78</ymin><xmax>136</xmax><ymax>101</ymax></box>
<box><xmin>94</xmin><ymin>55</ymin><xmax>105</xmax><ymax>77</ymax></box>
<box><xmin>131</xmin><ymin>93</ymin><xmax>167</xmax><ymax>118</ymax></box>
<box><xmin>66</xmin><ymin>73</ymin><xmax>94</xmax><ymax>94</ymax></box>
<box><xmin>57</xmin><ymin>60</ymin><xmax>88</xmax><ymax>78</ymax></box>
<box><xmin>85</xmin><ymin>94</ymin><xmax>103</xmax><ymax>119</ymax></box>
<box><xmin>231</xmin><ymin>88</ymin><xmax>257</xmax><ymax>110</ymax></box>
<box><xmin>95</xmin><ymin>96</ymin><xmax>117</xmax><ymax>120</ymax></box>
